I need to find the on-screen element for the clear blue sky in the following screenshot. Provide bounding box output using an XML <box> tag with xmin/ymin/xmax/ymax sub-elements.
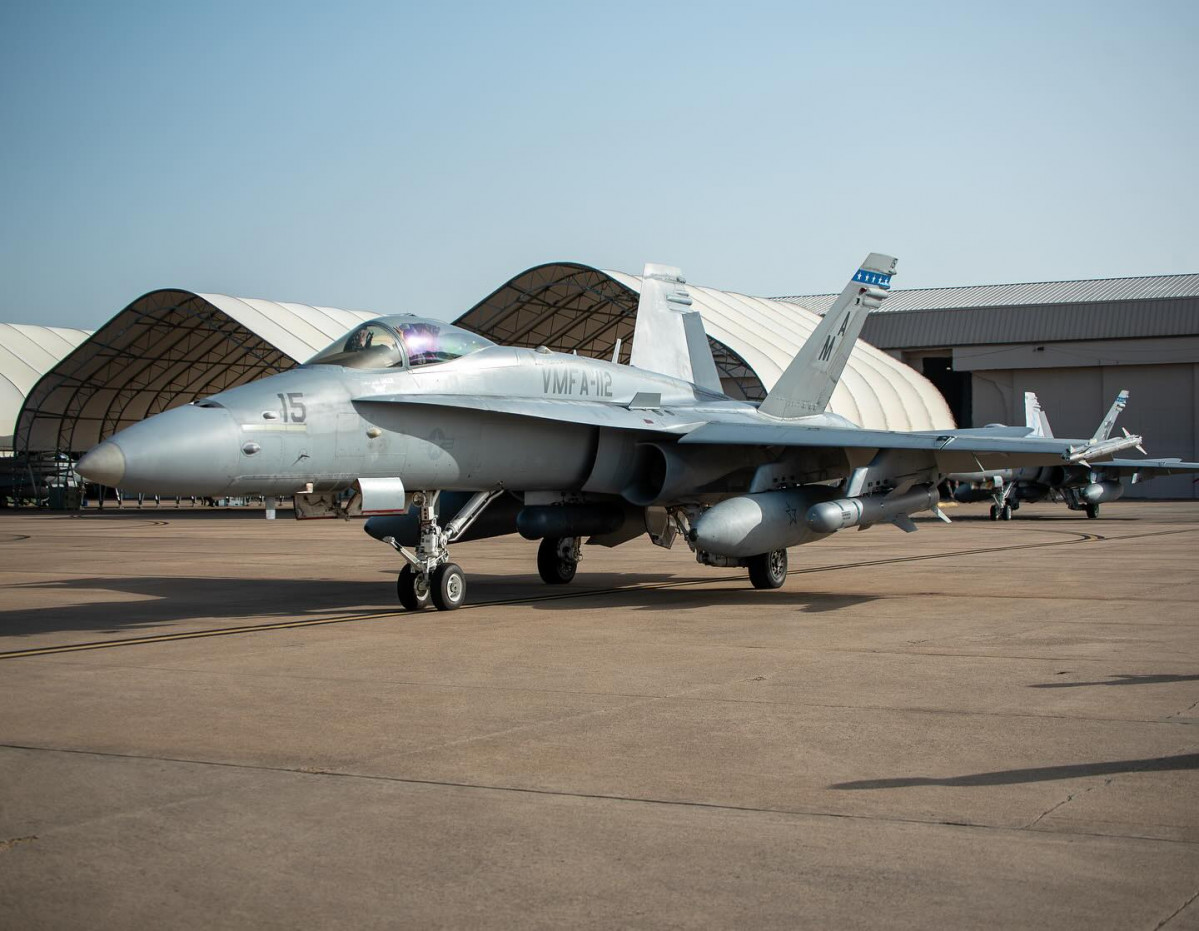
<box><xmin>2</xmin><ymin>0</ymin><xmax>1196</xmax><ymax>328</ymax></box>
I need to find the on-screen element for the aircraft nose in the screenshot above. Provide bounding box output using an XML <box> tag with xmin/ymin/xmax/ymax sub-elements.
<box><xmin>77</xmin><ymin>404</ymin><xmax>241</xmax><ymax>495</ymax></box>
<box><xmin>76</xmin><ymin>441</ymin><xmax>126</xmax><ymax>486</ymax></box>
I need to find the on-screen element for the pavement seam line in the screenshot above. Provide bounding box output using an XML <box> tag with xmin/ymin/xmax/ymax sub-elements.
<box><xmin>1154</xmin><ymin>886</ymin><xmax>1199</xmax><ymax>930</ymax></box>
<box><xmin>2</xmin><ymin>742</ymin><xmax>1197</xmax><ymax>848</ymax></box>
<box><xmin>1025</xmin><ymin>777</ymin><xmax>1114</xmax><ymax>829</ymax></box>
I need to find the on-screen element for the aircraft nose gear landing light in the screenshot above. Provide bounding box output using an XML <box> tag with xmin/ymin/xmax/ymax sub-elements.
<box><xmin>382</xmin><ymin>488</ymin><xmax>504</xmax><ymax>611</ymax></box>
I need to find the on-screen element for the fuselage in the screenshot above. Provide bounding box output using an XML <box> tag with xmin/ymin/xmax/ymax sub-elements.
<box><xmin>77</xmin><ymin>328</ymin><xmax>858</xmax><ymax>500</ymax></box>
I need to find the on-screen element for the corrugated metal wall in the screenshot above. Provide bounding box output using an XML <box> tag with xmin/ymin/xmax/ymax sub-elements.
<box><xmin>856</xmin><ymin>288</ymin><xmax>1199</xmax><ymax>500</ymax></box>
<box><xmin>862</xmin><ymin>297</ymin><xmax>1199</xmax><ymax>350</ymax></box>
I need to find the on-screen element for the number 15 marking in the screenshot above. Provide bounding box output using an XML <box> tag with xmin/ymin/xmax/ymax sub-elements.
<box><xmin>278</xmin><ymin>392</ymin><xmax>306</xmax><ymax>423</ymax></box>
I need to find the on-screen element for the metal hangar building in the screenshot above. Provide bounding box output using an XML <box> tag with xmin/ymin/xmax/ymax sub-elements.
<box><xmin>781</xmin><ymin>273</ymin><xmax>1199</xmax><ymax>498</ymax></box>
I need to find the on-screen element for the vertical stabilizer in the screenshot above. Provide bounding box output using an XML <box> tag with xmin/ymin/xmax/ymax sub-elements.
<box><xmin>1023</xmin><ymin>392</ymin><xmax>1054</xmax><ymax>438</ymax></box>
<box><xmin>1093</xmin><ymin>389</ymin><xmax>1130</xmax><ymax>442</ymax></box>
<box><xmin>758</xmin><ymin>253</ymin><xmax>897</xmax><ymax>419</ymax></box>
<box><xmin>629</xmin><ymin>264</ymin><xmax>723</xmax><ymax>393</ymax></box>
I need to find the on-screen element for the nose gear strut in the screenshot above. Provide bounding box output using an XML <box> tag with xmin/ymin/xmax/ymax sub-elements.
<box><xmin>381</xmin><ymin>487</ymin><xmax>504</xmax><ymax>611</ymax></box>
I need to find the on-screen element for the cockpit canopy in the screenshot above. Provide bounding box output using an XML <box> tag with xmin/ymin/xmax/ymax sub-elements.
<box><xmin>306</xmin><ymin>317</ymin><xmax>495</xmax><ymax>370</ymax></box>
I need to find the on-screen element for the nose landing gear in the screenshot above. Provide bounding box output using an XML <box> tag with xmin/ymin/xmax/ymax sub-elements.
<box><xmin>430</xmin><ymin>562</ymin><xmax>467</xmax><ymax>610</ymax></box>
<box><xmin>382</xmin><ymin>488</ymin><xmax>503</xmax><ymax>611</ymax></box>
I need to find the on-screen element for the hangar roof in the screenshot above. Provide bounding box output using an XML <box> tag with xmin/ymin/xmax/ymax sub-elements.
<box><xmin>781</xmin><ymin>272</ymin><xmax>1199</xmax><ymax>315</ymax></box>
<box><xmin>1</xmin><ymin>324</ymin><xmax>93</xmax><ymax>449</ymax></box>
<box><xmin>780</xmin><ymin>272</ymin><xmax>1199</xmax><ymax>349</ymax></box>
<box><xmin>16</xmin><ymin>264</ymin><xmax>957</xmax><ymax>457</ymax></box>
<box><xmin>454</xmin><ymin>263</ymin><xmax>954</xmax><ymax>432</ymax></box>
<box><xmin>16</xmin><ymin>290</ymin><xmax>376</xmax><ymax>453</ymax></box>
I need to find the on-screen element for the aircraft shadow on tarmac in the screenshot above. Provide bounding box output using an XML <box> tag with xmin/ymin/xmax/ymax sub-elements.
<box><xmin>1</xmin><ymin>576</ymin><xmax>395</xmax><ymax>638</ymax></box>
<box><xmin>526</xmin><ymin>587</ymin><xmax>880</xmax><ymax>614</ymax></box>
<box><xmin>952</xmin><ymin>514</ymin><xmax>1138</xmax><ymax>522</ymax></box>
<box><xmin>1030</xmin><ymin>673</ymin><xmax>1199</xmax><ymax>688</ymax></box>
<box><xmin>0</xmin><ymin>572</ymin><xmax>875</xmax><ymax>637</ymax></box>
<box><xmin>829</xmin><ymin>752</ymin><xmax>1199</xmax><ymax>789</ymax></box>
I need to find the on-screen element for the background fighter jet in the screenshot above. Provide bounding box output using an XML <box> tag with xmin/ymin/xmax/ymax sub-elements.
<box><xmin>77</xmin><ymin>254</ymin><xmax>1199</xmax><ymax>610</ymax></box>
<box><xmin>947</xmin><ymin>390</ymin><xmax>1194</xmax><ymax>520</ymax></box>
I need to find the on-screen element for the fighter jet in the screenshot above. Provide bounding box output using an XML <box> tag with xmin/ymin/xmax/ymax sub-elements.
<box><xmin>76</xmin><ymin>254</ymin><xmax>1199</xmax><ymax>610</ymax></box>
<box><xmin>947</xmin><ymin>389</ymin><xmax>1192</xmax><ymax>519</ymax></box>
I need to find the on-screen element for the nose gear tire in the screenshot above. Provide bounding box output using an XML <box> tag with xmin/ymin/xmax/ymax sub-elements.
<box><xmin>397</xmin><ymin>565</ymin><xmax>431</xmax><ymax>611</ymax></box>
<box><xmin>431</xmin><ymin>562</ymin><xmax>466</xmax><ymax>611</ymax></box>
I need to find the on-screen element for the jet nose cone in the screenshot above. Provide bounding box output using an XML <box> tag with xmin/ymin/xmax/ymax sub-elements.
<box><xmin>86</xmin><ymin>404</ymin><xmax>240</xmax><ymax>494</ymax></box>
<box><xmin>77</xmin><ymin>441</ymin><xmax>126</xmax><ymax>486</ymax></box>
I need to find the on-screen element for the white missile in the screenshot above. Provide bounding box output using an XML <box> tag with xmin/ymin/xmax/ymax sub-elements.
<box><xmin>1065</xmin><ymin>430</ymin><xmax>1145</xmax><ymax>465</ymax></box>
<box><xmin>805</xmin><ymin>485</ymin><xmax>941</xmax><ymax>534</ymax></box>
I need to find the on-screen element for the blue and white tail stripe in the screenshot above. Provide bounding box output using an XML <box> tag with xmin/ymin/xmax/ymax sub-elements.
<box><xmin>853</xmin><ymin>268</ymin><xmax>892</xmax><ymax>289</ymax></box>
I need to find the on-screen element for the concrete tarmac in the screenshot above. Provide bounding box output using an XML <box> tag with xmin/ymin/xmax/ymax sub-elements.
<box><xmin>1</xmin><ymin>501</ymin><xmax>1197</xmax><ymax>929</ymax></box>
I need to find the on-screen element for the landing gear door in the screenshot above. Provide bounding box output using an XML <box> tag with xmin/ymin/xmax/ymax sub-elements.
<box><xmin>355</xmin><ymin>477</ymin><xmax>407</xmax><ymax>516</ymax></box>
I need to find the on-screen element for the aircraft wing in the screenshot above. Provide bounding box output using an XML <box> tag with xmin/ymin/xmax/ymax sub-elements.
<box><xmin>353</xmin><ymin>394</ymin><xmax>703</xmax><ymax>433</ymax></box>
<box><xmin>1096</xmin><ymin>457</ymin><xmax>1199</xmax><ymax>480</ymax></box>
<box><xmin>678</xmin><ymin>422</ymin><xmax>1094</xmax><ymax>469</ymax></box>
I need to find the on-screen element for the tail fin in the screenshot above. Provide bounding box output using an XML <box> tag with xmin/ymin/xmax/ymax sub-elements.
<box><xmin>758</xmin><ymin>253</ymin><xmax>897</xmax><ymax>419</ymax></box>
<box><xmin>629</xmin><ymin>264</ymin><xmax>723</xmax><ymax>393</ymax></box>
<box><xmin>1092</xmin><ymin>389</ymin><xmax>1130</xmax><ymax>442</ymax></box>
<box><xmin>1024</xmin><ymin>391</ymin><xmax>1054</xmax><ymax>438</ymax></box>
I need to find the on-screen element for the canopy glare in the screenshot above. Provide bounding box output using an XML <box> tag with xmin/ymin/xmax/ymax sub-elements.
<box><xmin>306</xmin><ymin>317</ymin><xmax>495</xmax><ymax>370</ymax></box>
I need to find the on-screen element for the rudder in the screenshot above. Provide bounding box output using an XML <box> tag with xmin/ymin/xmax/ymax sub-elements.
<box><xmin>758</xmin><ymin>253</ymin><xmax>897</xmax><ymax>419</ymax></box>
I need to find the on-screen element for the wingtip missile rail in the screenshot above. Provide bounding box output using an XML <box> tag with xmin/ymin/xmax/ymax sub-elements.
<box><xmin>1064</xmin><ymin>431</ymin><xmax>1145</xmax><ymax>466</ymax></box>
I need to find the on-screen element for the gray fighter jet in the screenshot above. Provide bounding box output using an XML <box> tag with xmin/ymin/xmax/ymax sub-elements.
<box><xmin>77</xmin><ymin>254</ymin><xmax>1199</xmax><ymax>610</ymax></box>
<box><xmin>947</xmin><ymin>389</ymin><xmax>1192</xmax><ymax>519</ymax></box>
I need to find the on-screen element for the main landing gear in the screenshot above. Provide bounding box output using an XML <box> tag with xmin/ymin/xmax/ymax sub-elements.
<box><xmin>384</xmin><ymin>489</ymin><xmax>502</xmax><ymax>612</ymax></box>
<box><xmin>989</xmin><ymin>490</ymin><xmax>1020</xmax><ymax>521</ymax></box>
<box><xmin>746</xmin><ymin>549</ymin><xmax>788</xmax><ymax>589</ymax></box>
<box><xmin>537</xmin><ymin>536</ymin><xmax>581</xmax><ymax>585</ymax></box>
